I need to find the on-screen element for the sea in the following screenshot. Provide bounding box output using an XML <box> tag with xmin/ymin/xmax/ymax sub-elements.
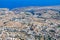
<box><xmin>0</xmin><ymin>0</ymin><xmax>60</xmax><ymax>9</ymax></box>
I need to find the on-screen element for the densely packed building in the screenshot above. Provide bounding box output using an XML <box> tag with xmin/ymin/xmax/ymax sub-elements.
<box><xmin>0</xmin><ymin>6</ymin><xmax>60</xmax><ymax>40</ymax></box>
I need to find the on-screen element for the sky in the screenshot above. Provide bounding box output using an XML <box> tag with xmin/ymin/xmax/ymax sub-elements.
<box><xmin>0</xmin><ymin>0</ymin><xmax>60</xmax><ymax>9</ymax></box>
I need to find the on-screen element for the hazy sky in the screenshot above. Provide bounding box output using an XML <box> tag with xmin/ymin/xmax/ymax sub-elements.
<box><xmin>0</xmin><ymin>0</ymin><xmax>60</xmax><ymax>9</ymax></box>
